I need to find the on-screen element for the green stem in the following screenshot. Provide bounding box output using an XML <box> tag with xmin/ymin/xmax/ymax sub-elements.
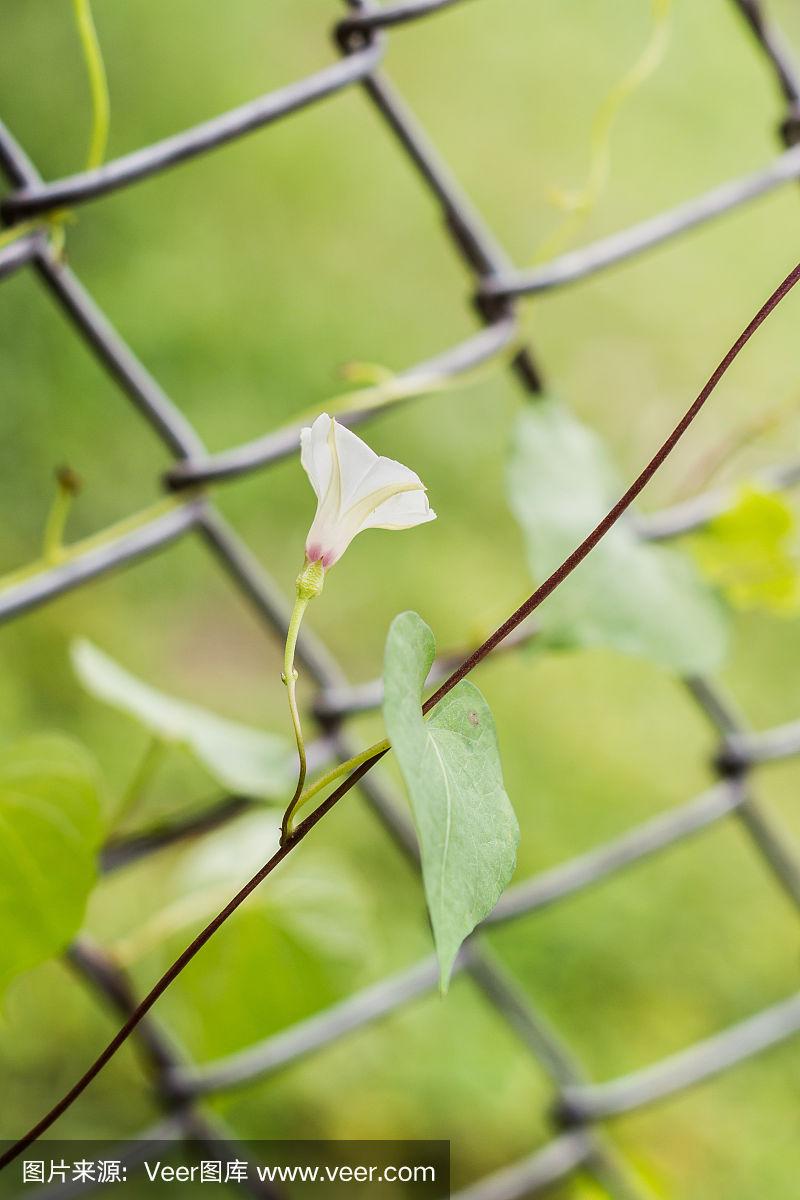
<box><xmin>0</xmin><ymin>493</ymin><xmax>188</xmax><ymax>594</ymax></box>
<box><xmin>0</xmin><ymin>210</ymin><xmax>71</xmax><ymax>258</ymax></box>
<box><xmin>117</xmin><ymin>737</ymin><xmax>167</xmax><ymax>823</ymax></box>
<box><xmin>0</xmin><ymin>0</ymin><xmax>102</xmax><ymax>264</ymax></box>
<box><xmin>290</xmin><ymin>337</ymin><xmax>521</xmax><ymax>428</ymax></box>
<box><xmin>72</xmin><ymin>0</ymin><xmax>110</xmax><ymax>170</ymax></box>
<box><xmin>293</xmin><ymin>735</ymin><xmax>391</xmax><ymax>817</ymax></box>
<box><xmin>41</xmin><ymin>491</ymin><xmax>72</xmax><ymax>566</ymax></box>
<box><xmin>0</xmin><ymin>218</ymin><xmax>39</xmax><ymax>252</ymax></box>
<box><xmin>280</xmin><ymin>594</ymin><xmax>311</xmax><ymax>845</ymax></box>
<box><xmin>41</xmin><ymin>469</ymin><xmax>82</xmax><ymax>564</ymax></box>
<box><xmin>532</xmin><ymin>0</ymin><xmax>671</xmax><ymax>265</ymax></box>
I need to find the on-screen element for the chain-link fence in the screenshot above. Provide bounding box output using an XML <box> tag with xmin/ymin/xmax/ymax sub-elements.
<box><xmin>2</xmin><ymin>1</ymin><xmax>800</xmax><ymax>1196</ymax></box>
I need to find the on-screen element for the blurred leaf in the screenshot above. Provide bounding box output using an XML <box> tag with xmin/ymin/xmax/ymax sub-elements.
<box><xmin>242</xmin><ymin>822</ymin><xmax>370</xmax><ymax>961</ymax></box>
<box><xmin>146</xmin><ymin>812</ymin><xmax>375</xmax><ymax>1058</ymax></box>
<box><xmin>689</xmin><ymin>485</ymin><xmax>800</xmax><ymax>614</ymax></box>
<box><xmin>572</xmin><ymin>1181</ymin><xmax>614</xmax><ymax>1200</ymax></box>
<box><xmin>170</xmin><ymin>904</ymin><xmax>347</xmax><ymax>1062</ymax></box>
<box><xmin>573</xmin><ymin>1169</ymin><xmax>666</xmax><ymax>1200</ymax></box>
<box><xmin>0</xmin><ymin>735</ymin><xmax>102</xmax><ymax>996</ymax></box>
<box><xmin>383</xmin><ymin>611</ymin><xmax>519</xmax><ymax>990</ymax></box>
<box><xmin>507</xmin><ymin>398</ymin><xmax>729</xmax><ymax>671</ymax></box>
<box><xmin>117</xmin><ymin>811</ymin><xmax>372</xmax><ymax>969</ymax></box>
<box><xmin>71</xmin><ymin>639</ymin><xmax>296</xmax><ymax>801</ymax></box>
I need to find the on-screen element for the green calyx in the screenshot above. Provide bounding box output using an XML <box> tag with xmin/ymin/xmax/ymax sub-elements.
<box><xmin>296</xmin><ymin>557</ymin><xmax>326</xmax><ymax>600</ymax></box>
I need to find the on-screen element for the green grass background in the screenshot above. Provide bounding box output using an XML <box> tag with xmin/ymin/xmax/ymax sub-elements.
<box><xmin>2</xmin><ymin>0</ymin><xmax>800</xmax><ymax>1195</ymax></box>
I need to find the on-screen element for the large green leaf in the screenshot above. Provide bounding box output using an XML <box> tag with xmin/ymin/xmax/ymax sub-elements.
<box><xmin>0</xmin><ymin>735</ymin><xmax>102</xmax><ymax>995</ymax></box>
<box><xmin>72</xmin><ymin>640</ymin><xmax>296</xmax><ymax>801</ymax></box>
<box><xmin>508</xmin><ymin>399</ymin><xmax>729</xmax><ymax>672</ymax></box>
<box><xmin>383</xmin><ymin>612</ymin><xmax>519</xmax><ymax>990</ymax></box>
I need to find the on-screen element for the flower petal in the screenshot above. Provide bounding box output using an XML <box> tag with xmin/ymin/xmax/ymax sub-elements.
<box><xmin>362</xmin><ymin>489</ymin><xmax>436</xmax><ymax>531</ymax></box>
<box><xmin>342</xmin><ymin>452</ymin><xmax>426</xmax><ymax>510</ymax></box>
<box><xmin>330</xmin><ymin>420</ymin><xmax>383</xmax><ymax>507</ymax></box>
<box><xmin>300</xmin><ymin>413</ymin><xmax>335</xmax><ymax>501</ymax></box>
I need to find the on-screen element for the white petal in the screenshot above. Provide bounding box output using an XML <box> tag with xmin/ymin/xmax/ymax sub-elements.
<box><xmin>361</xmin><ymin>489</ymin><xmax>436</xmax><ymax>531</ymax></box>
<box><xmin>305</xmin><ymin>509</ymin><xmax>354</xmax><ymax>566</ymax></box>
<box><xmin>330</xmin><ymin>420</ymin><xmax>382</xmax><ymax>507</ymax></box>
<box><xmin>342</xmin><ymin>452</ymin><xmax>425</xmax><ymax>509</ymax></box>
<box><xmin>300</xmin><ymin>413</ymin><xmax>334</xmax><ymax>501</ymax></box>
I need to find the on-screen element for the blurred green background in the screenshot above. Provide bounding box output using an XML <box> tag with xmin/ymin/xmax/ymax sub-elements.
<box><xmin>2</xmin><ymin>0</ymin><xmax>800</xmax><ymax>1195</ymax></box>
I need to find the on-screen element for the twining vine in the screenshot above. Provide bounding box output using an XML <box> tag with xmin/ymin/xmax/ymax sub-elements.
<box><xmin>2</xmin><ymin>258</ymin><xmax>798</xmax><ymax>1169</ymax></box>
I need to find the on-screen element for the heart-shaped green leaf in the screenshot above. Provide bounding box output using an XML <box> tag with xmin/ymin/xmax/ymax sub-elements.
<box><xmin>383</xmin><ymin>612</ymin><xmax>519</xmax><ymax>990</ymax></box>
<box><xmin>508</xmin><ymin>399</ymin><xmax>729</xmax><ymax>672</ymax></box>
<box><xmin>72</xmin><ymin>639</ymin><xmax>296</xmax><ymax>801</ymax></box>
<box><xmin>0</xmin><ymin>735</ymin><xmax>102</xmax><ymax>996</ymax></box>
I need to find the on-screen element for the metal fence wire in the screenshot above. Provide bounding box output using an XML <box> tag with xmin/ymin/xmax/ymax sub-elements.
<box><xmin>2</xmin><ymin>1</ymin><xmax>800</xmax><ymax>1196</ymax></box>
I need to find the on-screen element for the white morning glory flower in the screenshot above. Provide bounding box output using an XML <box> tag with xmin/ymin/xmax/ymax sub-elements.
<box><xmin>300</xmin><ymin>413</ymin><xmax>436</xmax><ymax>570</ymax></box>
